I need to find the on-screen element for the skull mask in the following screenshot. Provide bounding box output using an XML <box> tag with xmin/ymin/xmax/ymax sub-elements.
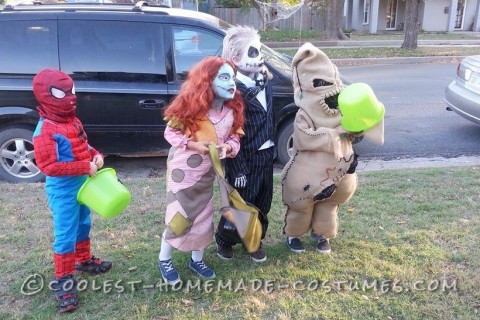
<box><xmin>235</xmin><ymin>38</ymin><xmax>265</xmax><ymax>74</ymax></box>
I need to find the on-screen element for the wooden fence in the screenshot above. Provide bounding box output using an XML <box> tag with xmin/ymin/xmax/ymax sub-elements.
<box><xmin>211</xmin><ymin>5</ymin><xmax>325</xmax><ymax>30</ymax></box>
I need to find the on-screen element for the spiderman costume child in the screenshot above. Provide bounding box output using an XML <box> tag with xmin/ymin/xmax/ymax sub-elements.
<box><xmin>32</xmin><ymin>69</ymin><xmax>112</xmax><ymax>313</ymax></box>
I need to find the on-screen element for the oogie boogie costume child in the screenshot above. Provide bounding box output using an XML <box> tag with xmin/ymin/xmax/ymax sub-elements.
<box><xmin>32</xmin><ymin>69</ymin><xmax>111</xmax><ymax>313</ymax></box>
<box><xmin>281</xmin><ymin>43</ymin><xmax>384</xmax><ymax>253</ymax></box>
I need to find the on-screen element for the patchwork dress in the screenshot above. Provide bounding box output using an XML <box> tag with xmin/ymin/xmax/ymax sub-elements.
<box><xmin>163</xmin><ymin>107</ymin><xmax>240</xmax><ymax>252</ymax></box>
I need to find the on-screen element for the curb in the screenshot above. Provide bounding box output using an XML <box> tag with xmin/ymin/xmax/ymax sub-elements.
<box><xmin>357</xmin><ymin>156</ymin><xmax>480</xmax><ymax>172</ymax></box>
<box><xmin>272</xmin><ymin>156</ymin><xmax>480</xmax><ymax>174</ymax></box>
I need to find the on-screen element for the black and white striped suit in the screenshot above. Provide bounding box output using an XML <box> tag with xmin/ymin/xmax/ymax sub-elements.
<box><xmin>215</xmin><ymin>77</ymin><xmax>276</xmax><ymax>246</ymax></box>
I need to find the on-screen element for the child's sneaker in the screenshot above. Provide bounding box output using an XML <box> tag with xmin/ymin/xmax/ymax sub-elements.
<box><xmin>316</xmin><ymin>236</ymin><xmax>331</xmax><ymax>254</ymax></box>
<box><xmin>189</xmin><ymin>259</ymin><xmax>216</xmax><ymax>279</ymax></box>
<box><xmin>158</xmin><ymin>258</ymin><xmax>181</xmax><ymax>285</ymax></box>
<box><xmin>51</xmin><ymin>275</ymin><xmax>79</xmax><ymax>313</ymax></box>
<box><xmin>216</xmin><ymin>244</ymin><xmax>234</xmax><ymax>260</ymax></box>
<box><xmin>287</xmin><ymin>237</ymin><xmax>305</xmax><ymax>253</ymax></box>
<box><xmin>75</xmin><ymin>256</ymin><xmax>112</xmax><ymax>275</ymax></box>
<box><xmin>250</xmin><ymin>247</ymin><xmax>267</xmax><ymax>263</ymax></box>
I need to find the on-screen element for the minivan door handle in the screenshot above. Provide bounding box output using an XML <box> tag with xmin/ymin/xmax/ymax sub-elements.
<box><xmin>139</xmin><ymin>99</ymin><xmax>164</xmax><ymax>109</ymax></box>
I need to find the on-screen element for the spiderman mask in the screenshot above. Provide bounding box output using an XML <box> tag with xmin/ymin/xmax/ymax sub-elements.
<box><xmin>33</xmin><ymin>69</ymin><xmax>77</xmax><ymax>123</ymax></box>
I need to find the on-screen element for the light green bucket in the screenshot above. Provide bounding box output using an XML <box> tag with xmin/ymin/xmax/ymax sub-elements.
<box><xmin>77</xmin><ymin>168</ymin><xmax>131</xmax><ymax>219</ymax></box>
<box><xmin>339</xmin><ymin>82</ymin><xmax>385</xmax><ymax>133</ymax></box>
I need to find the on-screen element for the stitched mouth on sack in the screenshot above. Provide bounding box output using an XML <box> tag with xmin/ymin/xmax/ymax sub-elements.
<box><xmin>313</xmin><ymin>78</ymin><xmax>339</xmax><ymax>109</ymax></box>
<box><xmin>324</xmin><ymin>94</ymin><xmax>339</xmax><ymax>109</ymax></box>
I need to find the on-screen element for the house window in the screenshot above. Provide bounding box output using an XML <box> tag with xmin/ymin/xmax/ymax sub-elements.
<box><xmin>386</xmin><ymin>0</ymin><xmax>398</xmax><ymax>30</ymax></box>
<box><xmin>363</xmin><ymin>0</ymin><xmax>370</xmax><ymax>25</ymax></box>
<box><xmin>455</xmin><ymin>0</ymin><xmax>466</xmax><ymax>29</ymax></box>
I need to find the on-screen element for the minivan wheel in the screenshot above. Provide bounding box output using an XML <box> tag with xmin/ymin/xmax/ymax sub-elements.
<box><xmin>276</xmin><ymin>119</ymin><xmax>294</xmax><ymax>166</ymax></box>
<box><xmin>0</xmin><ymin>126</ymin><xmax>45</xmax><ymax>183</ymax></box>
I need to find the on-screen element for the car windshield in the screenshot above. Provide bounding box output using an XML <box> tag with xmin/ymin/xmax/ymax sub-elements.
<box><xmin>261</xmin><ymin>44</ymin><xmax>293</xmax><ymax>77</ymax></box>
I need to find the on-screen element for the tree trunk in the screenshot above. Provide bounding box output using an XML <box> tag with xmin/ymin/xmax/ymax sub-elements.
<box><xmin>401</xmin><ymin>0</ymin><xmax>419</xmax><ymax>49</ymax></box>
<box><xmin>324</xmin><ymin>0</ymin><xmax>348</xmax><ymax>40</ymax></box>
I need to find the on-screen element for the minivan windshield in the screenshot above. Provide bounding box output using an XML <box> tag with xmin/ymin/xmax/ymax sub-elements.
<box><xmin>261</xmin><ymin>44</ymin><xmax>293</xmax><ymax>77</ymax></box>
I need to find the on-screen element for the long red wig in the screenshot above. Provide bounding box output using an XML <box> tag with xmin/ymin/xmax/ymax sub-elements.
<box><xmin>164</xmin><ymin>56</ymin><xmax>244</xmax><ymax>135</ymax></box>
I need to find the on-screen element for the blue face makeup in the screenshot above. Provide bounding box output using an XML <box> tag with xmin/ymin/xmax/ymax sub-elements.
<box><xmin>212</xmin><ymin>64</ymin><xmax>236</xmax><ymax>101</ymax></box>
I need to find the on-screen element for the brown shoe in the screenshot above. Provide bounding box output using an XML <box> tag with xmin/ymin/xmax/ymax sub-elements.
<box><xmin>250</xmin><ymin>247</ymin><xmax>267</xmax><ymax>263</ymax></box>
<box><xmin>216</xmin><ymin>244</ymin><xmax>234</xmax><ymax>260</ymax></box>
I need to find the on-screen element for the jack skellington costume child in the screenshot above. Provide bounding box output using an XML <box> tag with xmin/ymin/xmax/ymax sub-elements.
<box><xmin>215</xmin><ymin>25</ymin><xmax>276</xmax><ymax>263</ymax></box>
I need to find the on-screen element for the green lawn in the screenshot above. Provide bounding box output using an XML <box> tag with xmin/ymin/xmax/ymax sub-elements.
<box><xmin>1</xmin><ymin>166</ymin><xmax>479</xmax><ymax>319</ymax></box>
<box><xmin>259</xmin><ymin>29</ymin><xmax>480</xmax><ymax>42</ymax></box>
<box><xmin>260</xmin><ymin>29</ymin><xmax>480</xmax><ymax>59</ymax></box>
<box><xmin>277</xmin><ymin>46</ymin><xmax>480</xmax><ymax>59</ymax></box>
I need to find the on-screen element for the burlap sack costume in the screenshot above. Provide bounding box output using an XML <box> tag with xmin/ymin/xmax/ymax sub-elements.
<box><xmin>282</xmin><ymin>43</ymin><xmax>383</xmax><ymax>239</ymax></box>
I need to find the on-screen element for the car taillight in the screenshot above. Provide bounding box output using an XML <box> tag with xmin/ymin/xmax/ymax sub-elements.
<box><xmin>457</xmin><ymin>63</ymin><xmax>472</xmax><ymax>81</ymax></box>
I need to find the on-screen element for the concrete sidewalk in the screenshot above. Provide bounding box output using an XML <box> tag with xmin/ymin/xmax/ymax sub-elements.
<box><xmin>264</xmin><ymin>37</ymin><xmax>480</xmax><ymax>49</ymax></box>
<box><xmin>332</xmin><ymin>55</ymin><xmax>465</xmax><ymax>66</ymax></box>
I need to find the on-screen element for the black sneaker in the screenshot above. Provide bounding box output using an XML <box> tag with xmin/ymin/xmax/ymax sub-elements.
<box><xmin>216</xmin><ymin>244</ymin><xmax>234</xmax><ymax>260</ymax></box>
<box><xmin>158</xmin><ymin>258</ymin><xmax>181</xmax><ymax>285</ymax></box>
<box><xmin>250</xmin><ymin>247</ymin><xmax>267</xmax><ymax>263</ymax></box>
<box><xmin>287</xmin><ymin>237</ymin><xmax>305</xmax><ymax>253</ymax></box>
<box><xmin>51</xmin><ymin>275</ymin><xmax>79</xmax><ymax>313</ymax></box>
<box><xmin>189</xmin><ymin>259</ymin><xmax>216</xmax><ymax>279</ymax></box>
<box><xmin>316</xmin><ymin>236</ymin><xmax>331</xmax><ymax>254</ymax></box>
<box><xmin>75</xmin><ymin>256</ymin><xmax>112</xmax><ymax>275</ymax></box>
<box><xmin>311</xmin><ymin>231</ymin><xmax>321</xmax><ymax>242</ymax></box>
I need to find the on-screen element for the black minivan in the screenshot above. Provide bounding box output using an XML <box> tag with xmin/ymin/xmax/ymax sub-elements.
<box><xmin>0</xmin><ymin>2</ymin><xmax>298</xmax><ymax>183</ymax></box>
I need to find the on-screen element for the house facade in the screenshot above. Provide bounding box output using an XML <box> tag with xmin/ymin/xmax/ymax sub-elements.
<box><xmin>345</xmin><ymin>0</ymin><xmax>480</xmax><ymax>33</ymax></box>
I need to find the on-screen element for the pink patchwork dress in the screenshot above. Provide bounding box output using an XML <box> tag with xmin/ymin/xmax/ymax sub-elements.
<box><xmin>163</xmin><ymin>107</ymin><xmax>240</xmax><ymax>252</ymax></box>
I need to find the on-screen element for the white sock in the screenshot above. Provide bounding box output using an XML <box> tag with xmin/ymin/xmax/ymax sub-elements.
<box><xmin>158</xmin><ymin>233</ymin><xmax>173</xmax><ymax>261</ymax></box>
<box><xmin>191</xmin><ymin>250</ymin><xmax>204</xmax><ymax>262</ymax></box>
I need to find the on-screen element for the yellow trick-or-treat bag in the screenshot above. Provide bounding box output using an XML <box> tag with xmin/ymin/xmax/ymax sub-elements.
<box><xmin>209</xmin><ymin>143</ymin><xmax>262</xmax><ymax>253</ymax></box>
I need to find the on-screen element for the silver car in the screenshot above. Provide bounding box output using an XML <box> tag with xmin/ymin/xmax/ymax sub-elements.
<box><xmin>445</xmin><ymin>55</ymin><xmax>480</xmax><ymax>125</ymax></box>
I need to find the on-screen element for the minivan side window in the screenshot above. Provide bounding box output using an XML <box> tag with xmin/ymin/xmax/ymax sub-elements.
<box><xmin>59</xmin><ymin>20</ymin><xmax>166</xmax><ymax>82</ymax></box>
<box><xmin>172</xmin><ymin>27</ymin><xmax>223</xmax><ymax>81</ymax></box>
<box><xmin>0</xmin><ymin>20</ymin><xmax>58</xmax><ymax>74</ymax></box>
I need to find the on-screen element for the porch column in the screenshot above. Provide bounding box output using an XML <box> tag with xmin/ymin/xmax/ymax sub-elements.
<box><xmin>369</xmin><ymin>0</ymin><xmax>380</xmax><ymax>33</ymax></box>
<box><xmin>352</xmin><ymin>0</ymin><xmax>360</xmax><ymax>29</ymax></box>
<box><xmin>344</xmin><ymin>0</ymin><xmax>351</xmax><ymax>30</ymax></box>
<box><xmin>447</xmin><ymin>0</ymin><xmax>458</xmax><ymax>31</ymax></box>
<box><xmin>474</xmin><ymin>0</ymin><xmax>480</xmax><ymax>31</ymax></box>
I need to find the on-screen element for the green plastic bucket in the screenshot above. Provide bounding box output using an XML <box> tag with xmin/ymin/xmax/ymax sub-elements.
<box><xmin>77</xmin><ymin>168</ymin><xmax>131</xmax><ymax>219</ymax></box>
<box><xmin>339</xmin><ymin>82</ymin><xmax>385</xmax><ymax>133</ymax></box>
